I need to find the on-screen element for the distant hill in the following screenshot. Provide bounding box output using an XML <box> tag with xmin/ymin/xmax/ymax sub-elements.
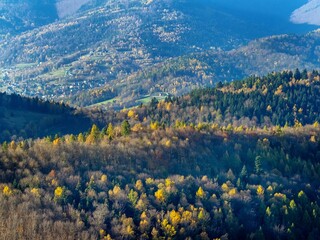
<box><xmin>0</xmin><ymin>0</ymin><xmax>58</xmax><ymax>39</ymax></box>
<box><xmin>0</xmin><ymin>0</ymin><xmax>318</xmax><ymax>108</ymax></box>
<box><xmin>0</xmin><ymin>0</ymin><xmax>312</xmax><ymax>38</ymax></box>
<box><xmin>67</xmin><ymin>31</ymin><xmax>320</xmax><ymax>108</ymax></box>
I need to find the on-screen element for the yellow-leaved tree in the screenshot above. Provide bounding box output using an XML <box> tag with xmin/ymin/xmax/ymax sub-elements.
<box><xmin>3</xmin><ymin>185</ymin><xmax>12</xmax><ymax>196</ymax></box>
<box><xmin>155</xmin><ymin>188</ymin><xmax>166</xmax><ymax>203</ymax></box>
<box><xmin>196</xmin><ymin>186</ymin><xmax>206</xmax><ymax>199</ymax></box>
<box><xmin>257</xmin><ymin>185</ymin><xmax>265</xmax><ymax>196</ymax></box>
<box><xmin>169</xmin><ymin>210</ymin><xmax>181</xmax><ymax>226</ymax></box>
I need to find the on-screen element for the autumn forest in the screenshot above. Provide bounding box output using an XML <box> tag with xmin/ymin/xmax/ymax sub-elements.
<box><xmin>0</xmin><ymin>70</ymin><xmax>319</xmax><ymax>239</ymax></box>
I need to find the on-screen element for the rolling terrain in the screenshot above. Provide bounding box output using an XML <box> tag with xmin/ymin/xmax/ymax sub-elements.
<box><xmin>0</xmin><ymin>0</ymin><xmax>318</xmax><ymax>108</ymax></box>
<box><xmin>69</xmin><ymin>30</ymin><xmax>320</xmax><ymax>108</ymax></box>
<box><xmin>0</xmin><ymin>1</ymin><xmax>319</xmax><ymax>239</ymax></box>
<box><xmin>0</xmin><ymin>72</ymin><xmax>319</xmax><ymax>239</ymax></box>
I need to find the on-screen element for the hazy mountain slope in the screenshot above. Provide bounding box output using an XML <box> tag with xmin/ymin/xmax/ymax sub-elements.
<box><xmin>56</xmin><ymin>0</ymin><xmax>91</xmax><ymax>18</ymax></box>
<box><xmin>0</xmin><ymin>0</ymin><xmax>318</xmax><ymax>108</ymax></box>
<box><xmin>0</xmin><ymin>0</ymin><xmax>58</xmax><ymax>39</ymax></box>
<box><xmin>0</xmin><ymin>0</ymin><xmax>278</xmax><ymax>64</ymax></box>
<box><xmin>67</xmin><ymin>31</ymin><xmax>320</xmax><ymax>108</ymax></box>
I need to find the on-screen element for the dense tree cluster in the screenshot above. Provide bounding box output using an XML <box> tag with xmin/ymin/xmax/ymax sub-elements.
<box><xmin>114</xmin><ymin>70</ymin><xmax>320</xmax><ymax>128</ymax></box>
<box><xmin>0</xmin><ymin>122</ymin><xmax>319</xmax><ymax>239</ymax></box>
<box><xmin>0</xmin><ymin>70</ymin><xmax>320</xmax><ymax>238</ymax></box>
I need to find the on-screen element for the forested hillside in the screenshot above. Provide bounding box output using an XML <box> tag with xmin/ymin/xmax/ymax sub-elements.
<box><xmin>1</xmin><ymin>1</ymin><xmax>319</xmax><ymax>238</ymax></box>
<box><xmin>0</xmin><ymin>71</ymin><xmax>320</xmax><ymax>239</ymax></box>
<box><xmin>92</xmin><ymin>70</ymin><xmax>320</xmax><ymax>128</ymax></box>
<box><xmin>2</xmin><ymin>70</ymin><xmax>319</xmax><ymax>141</ymax></box>
<box><xmin>0</xmin><ymin>116</ymin><xmax>319</xmax><ymax>239</ymax></box>
<box><xmin>0</xmin><ymin>92</ymin><xmax>91</xmax><ymax>142</ymax></box>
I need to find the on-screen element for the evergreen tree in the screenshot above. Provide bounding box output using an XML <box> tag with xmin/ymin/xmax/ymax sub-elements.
<box><xmin>121</xmin><ymin>120</ymin><xmax>131</xmax><ymax>136</ymax></box>
<box><xmin>255</xmin><ymin>156</ymin><xmax>262</xmax><ymax>174</ymax></box>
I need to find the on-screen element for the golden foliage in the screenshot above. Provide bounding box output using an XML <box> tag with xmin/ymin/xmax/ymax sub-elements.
<box><xmin>150</xmin><ymin>121</ymin><xmax>159</xmax><ymax>130</ymax></box>
<box><xmin>294</xmin><ymin>120</ymin><xmax>302</xmax><ymax>128</ymax></box>
<box><xmin>99</xmin><ymin>229</ymin><xmax>105</xmax><ymax>237</ymax></box>
<box><xmin>211</xmin><ymin>123</ymin><xmax>219</xmax><ymax>131</ymax></box>
<box><xmin>266</xmin><ymin>185</ymin><xmax>273</xmax><ymax>192</ymax></box>
<box><xmin>109</xmin><ymin>185</ymin><xmax>121</xmax><ymax>197</ymax></box>
<box><xmin>289</xmin><ymin>200</ymin><xmax>297</xmax><ymax>209</ymax></box>
<box><xmin>196</xmin><ymin>186</ymin><xmax>205</xmax><ymax>199</ymax></box>
<box><xmin>226</xmin><ymin>124</ymin><xmax>233</xmax><ymax>131</ymax></box>
<box><xmin>105</xmin><ymin>234</ymin><xmax>112</xmax><ymax>240</ymax></box>
<box><xmin>310</xmin><ymin>135</ymin><xmax>316</xmax><ymax>143</ymax></box>
<box><xmin>155</xmin><ymin>188</ymin><xmax>166</xmax><ymax>203</ymax></box>
<box><xmin>51</xmin><ymin>179</ymin><xmax>58</xmax><ymax>186</ymax></box>
<box><xmin>234</xmin><ymin>125</ymin><xmax>244</xmax><ymax>132</ymax></box>
<box><xmin>274</xmin><ymin>192</ymin><xmax>287</xmax><ymax>201</ymax></box>
<box><xmin>135</xmin><ymin>179</ymin><xmax>143</xmax><ymax>191</ymax></box>
<box><xmin>54</xmin><ymin>186</ymin><xmax>64</xmax><ymax>198</ymax></box>
<box><xmin>53</xmin><ymin>138</ymin><xmax>61</xmax><ymax>145</ymax></box>
<box><xmin>127</xmin><ymin>110</ymin><xmax>135</xmax><ymax>118</ymax></box>
<box><xmin>228</xmin><ymin>188</ymin><xmax>237</xmax><ymax>196</ymax></box>
<box><xmin>169</xmin><ymin>210</ymin><xmax>181</xmax><ymax>226</ymax></box>
<box><xmin>9</xmin><ymin>140</ymin><xmax>16</xmax><ymax>150</ymax></box>
<box><xmin>100</xmin><ymin>174</ymin><xmax>108</xmax><ymax>183</ymax></box>
<box><xmin>139</xmin><ymin>219</ymin><xmax>149</xmax><ymax>232</ymax></box>
<box><xmin>274</xmin><ymin>85</ymin><xmax>283</xmax><ymax>95</ymax></box>
<box><xmin>126</xmin><ymin>225</ymin><xmax>134</xmax><ymax>236</ymax></box>
<box><xmin>161</xmin><ymin>219</ymin><xmax>176</xmax><ymax>237</ymax></box>
<box><xmin>85</xmin><ymin>134</ymin><xmax>96</xmax><ymax>145</ymax></box>
<box><xmin>132</xmin><ymin>123</ymin><xmax>143</xmax><ymax>132</ymax></box>
<box><xmin>298</xmin><ymin>190</ymin><xmax>305</xmax><ymax>198</ymax></box>
<box><xmin>31</xmin><ymin>188</ymin><xmax>40</xmax><ymax>197</ymax></box>
<box><xmin>198</xmin><ymin>209</ymin><xmax>206</xmax><ymax>221</ymax></box>
<box><xmin>221</xmin><ymin>183</ymin><xmax>229</xmax><ymax>192</ymax></box>
<box><xmin>164</xmin><ymin>139</ymin><xmax>172</xmax><ymax>147</ymax></box>
<box><xmin>257</xmin><ymin>185</ymin><xmax>265</xmax><ymax>196</ymax></box>
<box><xmin>165</xmin><ymin>178</ymin><xmax>174</xmax><ymax>187</ymax></box>
<box><xmin>165</xmin><ymin>102</ymin><xmax>172</xmax><ymax>111</ymax></box>
<box><xmin>266</xmin><ymin>105</ymin><xmax>272</xmax><ymax>112</ymax></box>
<box><xmin>77</xmin><ymin>133</ymin><xmax>85</xmax><ymax>142</ymax></box>
<box><xmin>181</xmin><ymin>210</ymin><xmax>192</xmax><ymax>224</ymax></box>
<box><xmin>145</xmin><ymin>178</ymin><xmax>154</xmax><ymax>185</ymax></box>
<box><xmin>3</xmin><ymin>185</ymin><xmax>12</xmax><ymax>196</ymax></box>
<box><xmin>266</xmin><ymin>207</ymin><xmax>271</xmax><ymax>217</ymax></box>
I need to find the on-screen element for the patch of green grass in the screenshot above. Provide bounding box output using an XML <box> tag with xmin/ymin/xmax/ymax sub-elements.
<box><xmin>42</xmin><ymin>67</ymin><xmax>71</xmax><ymax>79</ymax></box>
<box><xmin>88</xmin><ymin>93</ymin><xmax>168</xmax><ymax>108</ymax></box>
<box><xmin>49</xmin><ymin>68</ymin><xmax>69</xmax><ymax>78</ymax></box>
<box><xmin>88</xmin><ymin>97</ymin><xmax>119</xmax><ymax>107</ymax></box>
<box><xmin>15</xmin><ymin>63</ymin><xmax>37</xmax><ymax>69</ymax></box>
<box><xmin>89</xmin><ymin>56</ymin><xmax>105</xmax><ymax>61</ymax></box>
<box><xmin>136</xmin><ymin>95</ymin><xmax>166</xmax><ymax>104</ymax></box>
